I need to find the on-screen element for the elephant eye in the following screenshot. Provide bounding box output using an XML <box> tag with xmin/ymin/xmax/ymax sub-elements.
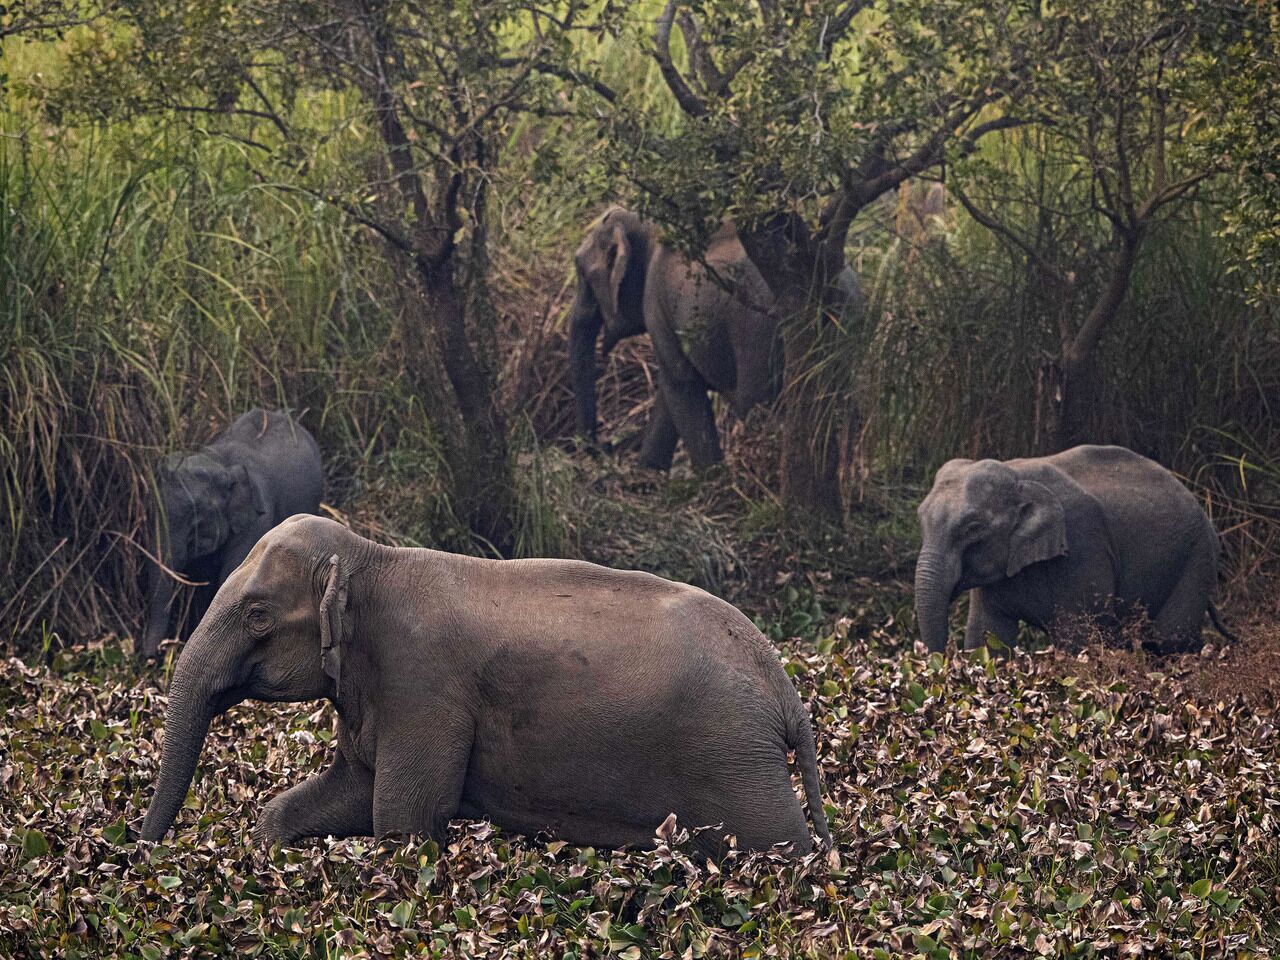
<box><xmin>246</xmin><ymin>605</ymin><xmax>274</xmax><ymax>636</ymax></box>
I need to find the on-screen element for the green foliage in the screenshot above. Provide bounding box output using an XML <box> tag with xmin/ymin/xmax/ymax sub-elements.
<box><xmin>1185</xmin><ymin>5</ymin><xmax>1280</xmax><ymax>304</ymax></box>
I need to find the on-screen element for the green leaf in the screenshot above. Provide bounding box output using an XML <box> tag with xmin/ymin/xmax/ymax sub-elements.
<box><xmin>102</xmin><ymin>816</ymin><xmax>128</xmax><ymax>845</ymax></box>
<box><xmin>906</xmin><ymin>681</ymin><xmax>926</xmax><ymax>708</ymax></box>
<box><xmin>1190</xmin><ymin>878</ymin><xmax>1212</xmax><ymax>898</ymax></box>
<box><xmin>21</xmin><ymin>829</ymin><xmax>49</xmax><ymax>859</ymax></box>
<box><xmin>390</xmin><ymin>899</ymin><xmax>415</xmax><ymax>928</ymax></box>
<box><xmin>1065</xmin><ymin>891</ymin><xmax>1091</xmax><ymax>911</ymax></box>
<box><xmin>158</xmin><ymin>875</ymin><xmax>181</xmax><ymax>890</ymax></box>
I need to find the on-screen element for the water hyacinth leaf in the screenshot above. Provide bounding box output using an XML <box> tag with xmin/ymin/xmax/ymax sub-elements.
<box><xmin>21</xmin><ymin>829</ymin><xmax>49</xmax><ymax>859</ymax></box>
<box><xmin>389</xmin><ymin>900</ymin><xmax>415</xmax><ymax>928</ymax></box>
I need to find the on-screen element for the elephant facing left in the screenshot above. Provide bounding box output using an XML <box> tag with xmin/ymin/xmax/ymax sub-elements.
<box><xmin>139</xmin><ymin>408</ymin><xmax>323</xmax><ymax>661</ymax></box>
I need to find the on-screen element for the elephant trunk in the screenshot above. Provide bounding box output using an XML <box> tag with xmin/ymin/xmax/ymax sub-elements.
<box><xmin>914</xmin><ymin>546</ymin><xmax>959</xmax><ymax>653</ymax></box>
<box><xmin>140</xmin><ymin>644</ymin><xmax>231</xmax><ymax>840</ymax></box>
<box><xmin>140</xmin><ymin>535</ymin><xmax>184</xmax><ymax>660</ymax></box>
<box><xmin>568</xmin><ymin>292</ymin><xmax>603</xmax><ymax>443</ymax></box>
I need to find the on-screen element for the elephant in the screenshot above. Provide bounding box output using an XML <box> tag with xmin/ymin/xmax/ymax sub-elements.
<box><xmin>139</xmin><ymin>409</ymin><xmax>323</xmax><ymax>661</ymax></box>
<box><xmin>914</xmin><ymin>445</ymin><xmax>1230</xmax><ymax>656</ymax></box>
<box><xmin>139</xmin><ymin>515</ymin><xmax>834</xmax><ymax>862</ymax></box>
<box><xmin>568</xmin><ymin>207</ymin><xmax>862</xmax><ymax>470</ymax></box>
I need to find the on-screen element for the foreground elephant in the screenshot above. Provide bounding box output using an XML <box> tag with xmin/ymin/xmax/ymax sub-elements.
<box><xmin>915</xmin><ymin>445</ymin><xmax>1229</xmax><ymax>655</ymax></box>
<box><xmin>139</xmin><ymin>409</ymin><xmax>323</xmax><ymax>661</ymax></box>
<box><xmin>140</xmin><ymin>516</ymin><xmax>833</xmax><ymax>859</ymax></box>
<box><xmin>568</xmin><ymin>207</ymin><xmax>861</xmax><ymax>469</ymax></box>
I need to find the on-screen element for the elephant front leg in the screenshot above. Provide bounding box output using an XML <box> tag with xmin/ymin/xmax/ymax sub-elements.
<box><xmin>254</xmin><ymin>751</ymin><xmax>374</xmax><ymax>844</ymax></box>
<box><xmin>964</xmin><ymin>590</ymin><xmax>1019</xmax><ymax>652</ymax></box>
<box><xmin>372</xmin><ymin>719</ymin><xmax>473</xmax><ymax>841</ymax></box>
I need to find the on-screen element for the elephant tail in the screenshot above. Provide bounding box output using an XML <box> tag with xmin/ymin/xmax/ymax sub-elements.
<box><xmin>1207</xmin><ymin>601</ymin><xmax>1236</xmax><ymax>642</ymax></box>
<box><xmin>785</xmin><ymin>704</ymin><xmax>834</xmax><ymax>858</ymax></box>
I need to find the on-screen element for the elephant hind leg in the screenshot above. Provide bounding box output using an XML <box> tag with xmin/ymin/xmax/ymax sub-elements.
<box><xmin>656</xmin><ymin>372</ymin><xmax>721</xmax><ymax>469</ymax></box>
<box><xmin>1150</xmin><ymin>551</ymin><xmax>1216</xmax><ymax>655</ymax></box>
<box><xmin>255</xmin><ymin>750</ymin><xmax>374</xmax><ymax>844</ymax></box>
<box><xmin>639</xmin><ymin>384</ymin><xmax>680</xmax><ymax>470</ymax></box>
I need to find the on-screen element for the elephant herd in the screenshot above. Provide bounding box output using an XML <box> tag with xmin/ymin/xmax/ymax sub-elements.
<box><xmin>138</xmin><ymin>211</ymin><xmax>1230</xmax><ymax>860</ymax></box>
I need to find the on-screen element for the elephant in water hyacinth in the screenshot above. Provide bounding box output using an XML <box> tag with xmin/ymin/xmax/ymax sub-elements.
<box><xmin>914</xmin><ymin>445</ymin><xmax>1231</xmax><ymax>655</ymax></box>
<box><xmin>140</xmin><ymin>516</ymin><xmax>834</xmax><ymax>862</ymax></box>
<box><xmin>139</xmin><ymin>409</ymin><xmax>323</xmax><ymax>661</ymax></box>
<box><xmin>568</xmin><ymin>207</ymin><xmax>862</xmax><ymax>470</ymax></box>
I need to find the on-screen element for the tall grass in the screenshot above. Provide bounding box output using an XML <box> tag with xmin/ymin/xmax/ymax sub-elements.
<box><xmin>0</xmin><ymin>122</ymin><xmax>464</xmax><ymax>646</ymax></box>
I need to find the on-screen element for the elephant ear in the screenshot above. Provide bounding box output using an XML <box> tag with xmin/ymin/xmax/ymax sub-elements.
<box><xmin>159</xmin><ymin>452</ymin><xmax>186</xmax><ymax>479</ymax></box>
<box><xmin>226</xmin><ymin>464</ymin><xmax>268</xmax><ymax>535</ymax></box>
<box><xmin>319</xmin><ymin>554</ymin><xmax>349</xmax><ymax>691</ymax></box>
<box><xmin>1007</xmin><ymin>479</ymin><xmax>1068</xmax><ymax>577</ymax></box>
<box><xmin>606</xmin><ymin>222</ymin><xmax>632</xmax><ymax>319</ymax></box>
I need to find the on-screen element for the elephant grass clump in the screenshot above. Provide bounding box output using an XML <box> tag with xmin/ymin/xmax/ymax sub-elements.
<box><xmin>3</xmin><ymin>615</ymin><xmax>1278</xmax><ymax>958</ymax></box>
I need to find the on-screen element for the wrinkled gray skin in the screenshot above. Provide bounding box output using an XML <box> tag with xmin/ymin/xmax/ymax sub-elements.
<box><xmin>569</xmin><ymin>207</ymin><xmax>862</xmax><ymax>470</ymax></box>
<box><xmin>915</xmin><ymin>445</ymin><xmax>1227</xmax><ymax>656</ymax></box>
<box><xmin>140</xmin><ymin>516</ymin><xmax>833</xmax><ymax>860</ymax></box>
<box><xmin>141</xmin><ymin>409</ymin><xmax>323</xmax><ymax>661</ymax></box>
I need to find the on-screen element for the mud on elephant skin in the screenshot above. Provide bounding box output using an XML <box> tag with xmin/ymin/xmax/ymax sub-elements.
<box><xmin>568</xmin><ymin>206</ymin><xmax>862</xmax><ymax>471</ymax></box>
<box><xmin>140</xmin><ymin>516</ymin><xmax>834</xmax><ymax>861</ymax></box>
<box><xmin>914</xmin><ymin>444</ymin><xmax>1230</xmax><ymax>656</ymax></box>
<box><xmin>140</xmin><ymin>408</ymin><xmax>323</xmax><ymax>661</ymax></box>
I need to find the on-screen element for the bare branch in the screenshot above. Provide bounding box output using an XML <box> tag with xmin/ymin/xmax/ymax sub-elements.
<box><xmin>822</xmin><ymin>0</ymin><xmax>871</xmax><ymax>57</ymax></box>
<box><xmin>497</xmin><ymin>59</ymin><xmax>618</xmax><ymax>103</ymax></box>
<box><xmin>951</xmin><ymin>181</ymin><xmax>1071</xmax><ymax>288</ymax></box>
<box><xmin>654</xmin><ymin>1</ymin><xmax>709</xmax><ymax>118</ymax></box>
<box><xmin>1137</xmin><ymin>168</ymin><xmax>1216</xmax><ymax>220</ymax></box>
<box><xmin>678</xmin><ymin>11</ymin><xmax>729</xmax><ymax>96</ymax></box>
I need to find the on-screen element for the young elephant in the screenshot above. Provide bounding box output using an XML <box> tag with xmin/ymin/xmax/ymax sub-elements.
<box><xmin>140</xmin><ymin>409</ymin><xmax>323</xmax><ymax>661</ymax></box>
<box><xmin>915</xmin><ymin>445</ymin><xmax>1228</xmax><ymax>655</ymax></box>
<box><xmin>140</xmin><ymin>516</ymin><xmax>833</xmax><ymax>860</ymax></box>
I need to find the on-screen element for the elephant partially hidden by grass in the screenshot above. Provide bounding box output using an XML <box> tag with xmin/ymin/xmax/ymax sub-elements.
<box><xmin>140</xmin><ymin>516</ymin><xmax>834</xmax><ymax>862</ymax></box>
<box><xmin>139</xmin><ymin>409</ymin><xmax>322</xmax><ymax>661</ymax></box>
<box><xmin>914</xmin><ymin>444</ymin><xmax>1232</xmax><ymax>656</ymax></box>
<box><xmin>568</xmin><ymin>207</ymin><xmax>862</xmax><ymax>470</ymax></box>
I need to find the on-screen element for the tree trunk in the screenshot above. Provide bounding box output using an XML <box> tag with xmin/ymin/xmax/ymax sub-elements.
<box><xmin>778</xmin><ymin>305</ymin><xmax>844</xmax><ymax>524</ymax></box>
<box><xmin>737</xmin><ymin>218</ymin><xmax>850</xmax><ymax>527</ymax></box>
<box><xmin>1041</xmin><ymin>229</ymin><xmax>1141</xmax><ymax>454</ymax></box>
<box><xmin>411</xmin><ymin>257</ymin><xmax>515</xmax><ymax>553</ymax></box>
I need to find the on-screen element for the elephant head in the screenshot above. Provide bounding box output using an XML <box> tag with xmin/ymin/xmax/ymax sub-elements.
<box><xmin>567</xmin><ymin>207</ymin><xmax>652</xmax><ymax>443</ymax></box>
<box><xmin>140</xmin><ymin>451</ymin><xmax>267</xmax><ymax>660</ymax></box>
<box><xmin>914</xmin><ymin>459</ymin><xmax>1067</xmax><ymax>652</ymax></box>
<box><xmin>141</xmin><ymin>515</ymin><xmax>351</xmax><ymax>839</ymax></box>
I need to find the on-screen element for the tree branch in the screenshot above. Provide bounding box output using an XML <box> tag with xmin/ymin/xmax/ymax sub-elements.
<box><xmin>654</xmin><ymin>1</ymin><xmax>708</xmax><ymax>118</ymax></box>
<box><xmin>951</xmin><ymin>180</ymin><xmax>1071</xmax><ymax>288</ymax></box>
<box><xmin>678</xmin><ymin>11</ymin><xmax>728</xmax><ymax>96</ymax></box>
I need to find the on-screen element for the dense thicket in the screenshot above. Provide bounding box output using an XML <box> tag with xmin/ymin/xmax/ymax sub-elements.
<box><xmin>1</xmin><ymin>2</ymin><xmax>1277</xmax><ymax>650</ymax></box>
